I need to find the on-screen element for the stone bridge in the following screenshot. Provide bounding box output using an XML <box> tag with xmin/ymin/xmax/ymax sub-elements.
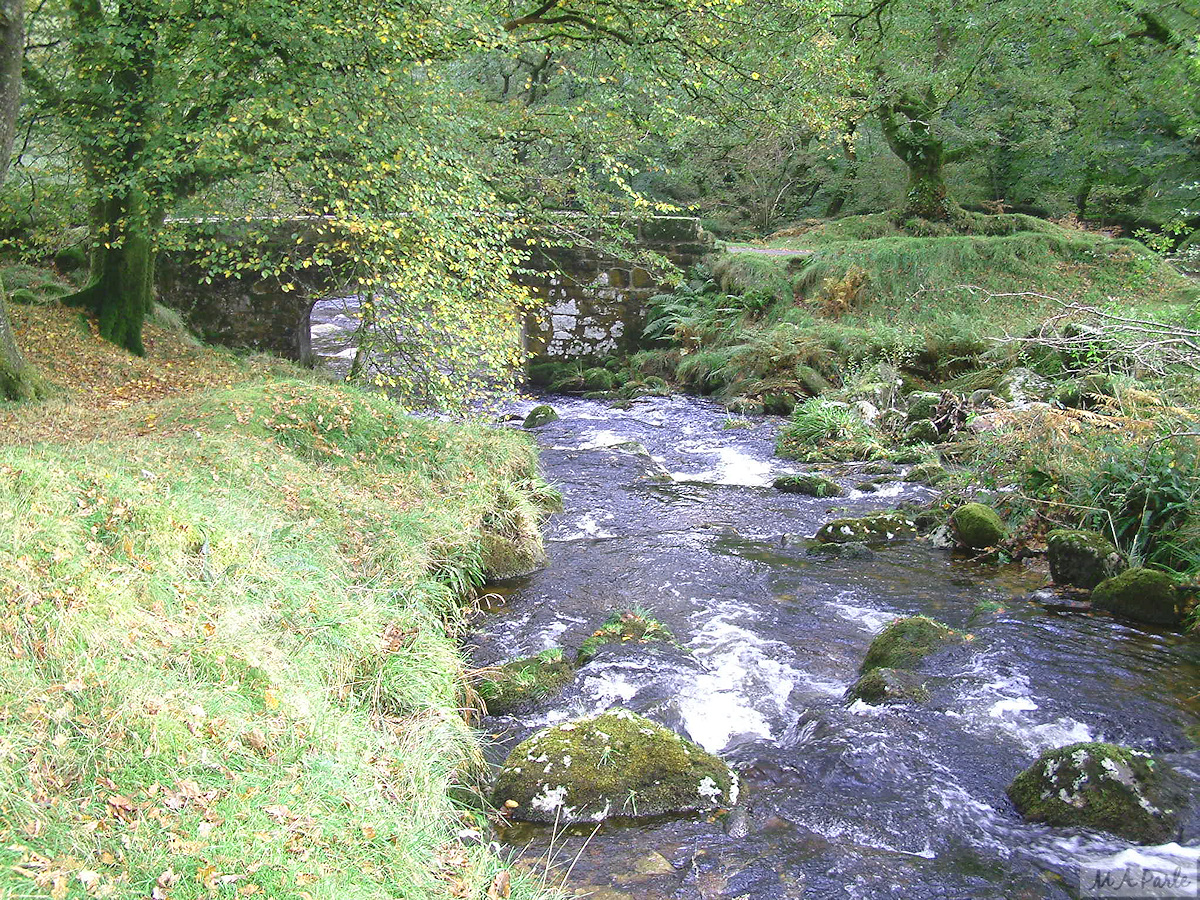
<box><xmin>157</xmin><ymin>217</ymin><xmax>713</xmax><ymax>365</ymax></box>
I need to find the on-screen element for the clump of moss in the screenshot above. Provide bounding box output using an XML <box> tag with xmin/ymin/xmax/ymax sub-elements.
<box><xmin>492</xmin><ymin>710</ymin><xmax>736</xmax><ymax>824</ymax></box>
<box><xmin>1007</xmin><ymin>742</ymin><xmax>1186</xmax><ymax>843</ymax></box>
<box><xmin>904</xmin><ymin>461</ymin><xmax>946</xmax><ymax>486</ymax></box>
<box><xmin>577</xmin><ymin>610</ymin><xmax>678</xmax><ymax>665</ymax></box>
<box><xmin>478</xmin><ymin>649</ymin><xmax>574</xmax><ymax>716</ymax></box>
<box><xmin>773</xmin><ymin>473</ymin><xmax>845</xmax><ymax>497</ymax></box>
<box><xmin>950</xmin><ymin>502</ymin><xmax>1005</xmax><ymax>549</ymax></box>
<box><xmin>1092</xmin><ymin>568</ymin><xmax>1181</xmax><ymax>627</ymax></box>
<box><xmin>860</xmin><ymin>616</ymin><xmax>958</xmax><ymax>674</ymax></box>
<box><xmin>816</xmin><ymin>511</ymin><xmax>917</xmax><ymax>544</ymax></box>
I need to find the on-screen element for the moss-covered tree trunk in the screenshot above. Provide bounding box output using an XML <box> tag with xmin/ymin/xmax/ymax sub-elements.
<box><xmin>878</xmin><ymin>97</ymin><xmax>954</xmax><ymax>222</ymax></box>
<box><xmin>0</xmin><ymin>0</ymin><xmax>37</xmax><ymax>400</ymax></box>
<box><xmin>63</xmin><ymin>0</ymin><xmax>160</xmax><ymax>355</ymax></box>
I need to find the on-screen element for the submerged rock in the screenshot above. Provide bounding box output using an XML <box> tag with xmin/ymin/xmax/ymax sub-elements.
<box><xmin>773</xmin><ymin>473</ymin><xmax>845</xmax><ymax>498</ymax></box>
<box><xmin>1007</xmin><ymin>742</ymin><xmax>1187</xmax><ymax>843</ymax></box>
<box><xmin>860</xmin><ymin>616</ymin><xmax>958</xmax><ymax>674</ymax></box>
<box><xmin>815</xmin><ymin>511</ymin><xmax>917</xmax><ymax>545</ymax></box>
<box><xmin>950</xmin><ymin>502</ymin><xmax>1005</xmax><ymax>550</ymax></box>
<box><xmin>577</xmin><ymin>610</ymin><xmax>679</xmax><ymax>665</ymax></box>
<box><xmin>1092</xmin><ymin>567</ymin><xmax>1182</xmax><ymax>627</ymax></box>
<box><xmin>846</xmin><ymin>667</ymin><xmax>930</xmax><ymax>705</ymax></box>
<box><xmin>479</xmin><ymin>649</ymin><xmax>574</xmax><ymax>716</ymax></box>
<box><xmin>805</xmin><ymin>541</ymin><xmax>875</xmax><ymax>560</ymax></box>
<box><xmin>492</xmin><ymin>710</ymin><xmax>737</xmax><ymax>824</ymax></box>
<box><xmin>480</xmin><ymin>529</ymin><xmax>547</xmax><ymax>581</ymax></box>
<box><xmin>523</xmin><ymin>404</ymin><xmax>559</xmax><ymax>428</ymax></box>
<box><xmin>1046</xmin><ymin>529</ymin><xmax>1126</xmax><ymax>590</ymax></box>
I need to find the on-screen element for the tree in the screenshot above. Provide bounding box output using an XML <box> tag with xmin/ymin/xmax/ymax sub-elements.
<box><xmin>0</xmin><ymin>0</ymin><xmax>36</xmax><ymax>401</ymax></box>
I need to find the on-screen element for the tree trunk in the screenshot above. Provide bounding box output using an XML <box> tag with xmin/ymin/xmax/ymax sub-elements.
<box><xmin>0</xmin><ymin>0</ymin><xmax>37</xmax><ymax>401</ymax></box>
<box><xmin>824</xmin><ymin>123</ymin><xmax>858</xmax><ymax>218</ymax></box>
<box><xmin>67</xmin><ymin>193</ymin><xmax>158</xmax><ymax>355</ymax></box>
<box><xmin>878</xmin><ymin>99</ymin><xmax>954</xmax><ymax>222</ymax></box>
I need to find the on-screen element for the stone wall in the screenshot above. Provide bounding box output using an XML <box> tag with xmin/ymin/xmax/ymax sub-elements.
<box><xmin>521</xmin><ymin>217</ymin><xmax>713</xmax><ymax>361</ymax></box>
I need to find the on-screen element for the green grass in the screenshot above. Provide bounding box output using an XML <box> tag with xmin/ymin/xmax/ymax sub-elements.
<box><xmin>0</xmin><ymin>378</ymin><xmax>558</xmax><ymax>899</ymax></box>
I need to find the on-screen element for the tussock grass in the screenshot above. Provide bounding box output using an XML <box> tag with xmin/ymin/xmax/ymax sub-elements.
<box><xmin>0</xmin><ymin>375</ymin><xmax>558</xmax><ymax>898</ymax></box>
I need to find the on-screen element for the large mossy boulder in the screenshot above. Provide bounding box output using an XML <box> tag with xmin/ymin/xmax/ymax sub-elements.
<box><xmin>904</xmin><ymin>391</ymin><xmax>942</xmax><ymax>423</ymax></box>
<box><xmin>860</xmin><ymin>616</ymin><xmax>958</xmax><ymax>674</ymax></box>
<box><xmin>773</xmin><ymin>473</ymin><xmax>845</xmax><ymax>498</ymax></box>
<box><xmin>904</xmin><ymin>461</ymin><xmax>947</xmax><ymax>486</ymax></box>
<box><xmin>480</xmin><ymin>529</ymin><xmax>548</xmax><ymax>581</ymax></box>
<box><xmin>1046</xmin><ymin>529</ymin><xmax>1126</xmax><ymax>589</ymax></box>
<box><xmin>902</xmin><ymin>419</ymin><xmax>940</xmax><ymax>445</ymax></box>
<box><xmin>479</xmin><ymin>650</ymin><xmax>574</xmax><ymax>716</ymax></box>
<box><xmin>1007</xmin><ymin>742</ymin><xmax>1187</xmax><ymax>843</ymax></box>
<box><xmin>1092</xmin><ymin>568</ymin><xmax>1182</xmax><ymax>627</ymax></box>
<box><xmin>492</xmin><ymin>710</ymin><xmax>737</xmax><ymax>824</ymax></box>
<box><xmin>995</xmin><ymin>367</ymin><xmax>1052</xmax><ymax>405</ymax></box>
<box><xmin>950</xmin><ymin>502</ymin><xmax>1005</xmax><ymax>550</ymax></box>
<box><xmin>816</xmin><ymin>511</ymin><xmax>917</xmax><ymax>545</ymax></box>
<box><xmin>577</xmin><ymin>610</ymin><xmax>678</xmax><ymax>665</ymax></box>
<box><xmin>846</xmin><ymin>667</ymin><xmax>931</xmax><ymax>705</ymax></box>
<box><xmin>523</xmin><ymin>404</ymin><xmax>559</xmax><ymax>429</ymax></box>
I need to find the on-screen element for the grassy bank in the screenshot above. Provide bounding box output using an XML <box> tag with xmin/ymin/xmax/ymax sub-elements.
<box><xmin>0</xmin><ymin>296</ymin><xmax>557</xmax><ymax>898</ymax></box>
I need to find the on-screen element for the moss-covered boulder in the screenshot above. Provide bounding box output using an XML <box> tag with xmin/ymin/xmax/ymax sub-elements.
<box><xmin>902</xmin><ymin>419</ymin><xmax>940</xmax><ymax>445</ymax></box>
<box><xmin>904</xmin><ymin>391</ymin><xmax>942</xmax><ymax>423</ymax></box>
<box><xmin>860</xmin><ymin>616</ymin><xmax>958</xmax><ymax>674</ymax></box>
<box><xmin>1046</xmin><ymin>529</ymin><xmax>1126</xmax><ymax>589</ymax></box>
<box><xmin>577</xmin><ymin>610</ymin><xmax>678</xmax><ymax>665</ymax></box>
<box><xmin>773</xmin><ymin>473</ymin><xmax>845</xmax><ymax>498</ymax></box>
<box><xmin>950</xmin><ymin>502</ymin><xmax>1005</xmax><ymax>550</ymax></box>
<box><xmin>523</xmin><ymin>404</ymin><xmax>559</xmax><ymax>429</ymax></box>
<box><xmin>480</xmin><ymin>529</ymin><xmax>548</xmax><ymax>581</ymax></box>
<box><xmin>479</xmin><ymin>650</ymin><xmax>574</xmax><ymax>716</ymax></box>
<box><xmin>1092</xmin><ymin>568</ymin><xmax>1182</xmax><ymax>627</ymax></box>
<box><xmin>996</xmin><ymin>367</ymin><xmax>1052</xmax><ymax>405</ymax></box>
<box><xmin>904</xmin><ymin>461</ymin><xmax>947</xmax><ymax>486</ymax></box>
<box><xmin>492</xmin><ymin>710</ymin><xmax>737</xmax><ymax>824</ymax></box>
<box><xmin>846</xmin><ymin>667</ymin><xmax>930</xmax><ymax>705</ymax></box>
<box><xmin>1007</xmin><ymin>742</ymin><xmax>1187</xmax><ymax>843</ymax></box>
<box><xmin>816</xmin><ymin>511</ymin><xmax>917</xmax><ymax>544</ymax></box>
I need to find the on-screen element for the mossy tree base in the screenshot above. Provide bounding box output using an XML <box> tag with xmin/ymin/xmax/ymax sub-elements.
<box><xmin>0</xmin><ymin>293</ymin><xmax>43</xmax><ymax>401</ymax></box>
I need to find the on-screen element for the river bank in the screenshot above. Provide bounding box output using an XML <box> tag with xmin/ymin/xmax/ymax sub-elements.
<box><xmin>0</xmin><ymin>300</ymin><xmax>556</xmax><ymax>899</ymax></box>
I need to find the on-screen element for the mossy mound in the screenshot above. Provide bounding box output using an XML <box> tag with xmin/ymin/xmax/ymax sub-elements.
<box><xmin>1007</xmin><ymin>742</ymin><xmax>1186</xmax><ymax>843</ymax></box>
<box><xmin>902</xmin><ymin>419</ymin><xmax>941</xmax><ymax>445</ymax></box>
<box><xmin>523</xmin><ymin>404</ymin><xmax>559</xmax><ymax>428</ymax></box>
<box><xmin>492</xmin><ymin>710</ymin><xmax>737</xmax><ymax>824</ymax></box>
<box><xmin>1092</xmin><ymin>568</ymin><xmax>1182</xmax><ymax>627</ymax></box>
<box><xmin>816</xmin><ymin>511</ymin><xmax>917</xmax><ymax>544</ymax></box>
<box><xmin>846</xmin><ymin>667</ymin><xmax>930</xmax><ymax>705</ymax></box>
<box><xmin>860</xmin><ymin>616</ymin><xmax>958</xmax><ymax>674</ymax></box>
<box><xmin>479</xmin><ymin>650</ymin><xmax>575</xmax><ymax>716</ymax></box>
<box><xmin>577</xmin><ymin>610</ymin><xmax>678</xmax><ymax>665</ymax></box>
<box><xmin>773</xmin><ymin>473</ymin><xmax>845</xmax><ymax>498</ymax></box>
<box><xmin>904</xmin><ymin>391</ymin><xmax>942</xmax><ymax>423</ymax></box>
<box><xmin>1046</xmin><ymin>529</ymin><xmax>1126</xmax><ymax>589</ymax></box>
<box><xmin>904</xmin><ymin>461</ymin><xmax>947</xmax><ymax>486</ymax></box>
<box><xmin>480</xmin><ymin>529</ymin><xmax>548</xmax><ymax>581</ymax></box>
<box><xmin>950</xmin><ymin>502</ymin><xmax>1005</xmax><ymax>550</ymax></box>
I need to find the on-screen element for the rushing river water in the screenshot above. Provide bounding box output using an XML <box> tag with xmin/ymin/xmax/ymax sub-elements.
<box><xmin>467</xmin><ymin>393</ymin><xmax>1200</xmax><ymax>900</ymax></box>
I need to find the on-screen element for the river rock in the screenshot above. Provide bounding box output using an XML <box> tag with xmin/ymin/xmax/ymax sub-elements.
<box><xmin>904</xmin><ymin>391</ymin><xmax>941</xmax><ymax>423</ymax></box>
<box><xmin>492</xmin><ymin>710</ymin><xmax>737</xmax><ymax>824</ymax></box>
<box><xmin>480</xmin><ymin>529</ymin><xmax>548</xmax><ymax>580</ymax></box>
<box><xmin>1091</xmin><ymin>567</ymin><xmax>1182</xmax><ymax>627</ymax></box>
<box><xmin>523</xmin><ymin>404</ymin><xmax>559</xmax><ymax>428</ymax></box>
<box><xmin>1007</xmin><ymin>742</ymin><xmax>1187</xmax><ymax>843</ymax></box>
<box><xmin>995</xmin><ymin>367</ymin><xmax>1051</xmax><ymax>405</ymax></box>
<box><xmin>950</xmin><ymin>502</ymin><xmax>1005</xmax><ymax>549</ymax></box>
<box><xmin>816</xmin><ymin>511</ymin><xmax>917</xmax><ymax>545</ymax></box>
<box><xmin>860</xmin><ymin>616</ymin><xmax>958</xmax><ymax>674</ymax></box>
<box><xmin>479</xmin><ymin>649</ymin><xmax>574</xmax><ymax>716</ymax></box>
<box><xmin>577</xmin><ymin>610</ymin><xmax>679</xmax><ymax>665</ymax></box>
<box><xmin>773</xmin><ymin>473</ymin><xmax>845</xmax><ymax>498</ymax></box>
<box><xmin>846</xmin><ymin>667</ymin><xmax>930</xmax><ymax>705</ymax></box>
<box><xmin>904</xmin><ymin>461</ymin><xmax>946</xmax><ymax>485</ymax></box>
<box><xmin>1046</xmin><ymin>529</ymin><xmax>1126</xmax><ymax>589</ymax></box>
<box><xmin>902</xmin><ymin>419</ymin><xmax>940</xmax><ymax>445</ymax></box>
<box><xmin>805</xmin><ymin>541</ymin><xmax>875</xmax><ymax>560</ymax></box>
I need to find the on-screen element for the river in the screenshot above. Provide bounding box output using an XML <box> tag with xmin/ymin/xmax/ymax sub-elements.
<box><xmin>469</xmin><ymin>393</ymin><xmax>1200</xmax><ymax>900</ymax></box>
